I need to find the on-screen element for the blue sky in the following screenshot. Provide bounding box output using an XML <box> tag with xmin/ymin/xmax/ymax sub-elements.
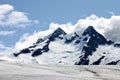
<box><xmin>0</xmin><ymin>0</ymin><xmax>120</xmax><ymax>47</ymax></box>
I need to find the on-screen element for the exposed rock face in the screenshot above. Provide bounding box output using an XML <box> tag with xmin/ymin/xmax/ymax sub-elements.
<box><xmin>13</xmin><ymin>26</ymin><xmax>120</xmax><ymax>65</ymax></box>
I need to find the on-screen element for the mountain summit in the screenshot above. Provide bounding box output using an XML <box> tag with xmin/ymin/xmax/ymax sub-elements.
<box><xmin>49</xmin><ymin>28</ymin><xmax>66</xmax><ymax>41</ymax></box>
<box><xmin>13</xmin><ymin>26</ymin><xmax>120</xmax><ymax>65</ymax></box>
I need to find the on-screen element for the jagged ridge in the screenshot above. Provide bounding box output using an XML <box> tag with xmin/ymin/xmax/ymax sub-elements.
<box><xmin>13</xmin><ymin>26</ymin><xmax>120</xmax><ymax>65</ymax></box>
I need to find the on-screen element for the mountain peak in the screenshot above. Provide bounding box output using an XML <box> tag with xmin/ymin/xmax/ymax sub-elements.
<box><xmin>82</xmin><ymin>26</ymin><xmax>96</xmax><ymax>36</ymax></box>
<box><xmin>53</xmin><ymin>28</ymin><xmax>66</xmax><ymax>34</ymax></box>
<box><xmin>12</xmin><ymin>25</ymin><xmax>120</xmax><ymax>65</ymax></box>
<box><xmin>49</xmin><ymin>28</ymin><xmax>66</xmax><ymax>41</ymax></box>
<box><xmin>77</xmin><ymin>26</ymin><xmax>108</xmax><ymax>65</ymax></box>
<box><xmin>85</xmin><ymin>26</ymin><xmax>94</xmax><ymax>30</ymax></box>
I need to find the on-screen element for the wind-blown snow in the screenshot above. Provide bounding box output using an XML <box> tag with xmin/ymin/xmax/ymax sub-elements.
<box><xmin>14</xmin><ymin>30</ymin><xmax>52</xmax><ymax>50</ymax></box>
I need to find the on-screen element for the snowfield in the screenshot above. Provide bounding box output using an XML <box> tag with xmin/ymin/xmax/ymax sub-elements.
<box><xmin>0</xmin><ymin>60</ymin><xmax>120</xmax><ymax>80</ymax></box>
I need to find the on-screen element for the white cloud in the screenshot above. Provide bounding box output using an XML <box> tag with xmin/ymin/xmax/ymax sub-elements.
<box><xmin>14</xmin><ymin>14</ymin><xmax>120</xmax><ymax>50</ymax></box>
<box><xmin>74</xmin><ymin>15</ymin><xmax>120</xmax><ymax>42</ymax></box>
<box><xmin>49</xmin><ymin>14</ymin><xmax>120</xmax><ymax>42</ymax></box>
<box><xmin>14</xmin><ymin>30</ymin><xmax>52</xmax><ymax>50</ymax></box>
<box><xmin>49</xmin><ymin>22</ymin><xmax>75</xmax><ymax>34</ymax></box>
<box><xmin>0</xmin><ymin>4</ymin><xmax>39</xmax><ymax>28</ymax></box>
<box><xmin>0</xmin><ymin>30</ymin><xmax>15</xmax><ymax>36</ymax></box>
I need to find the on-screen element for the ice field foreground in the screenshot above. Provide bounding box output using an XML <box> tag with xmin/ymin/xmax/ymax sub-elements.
<box><xmin>0</xmin><ymin>60</ymin><xmax>120</xmax><ymax>80</ymax></box>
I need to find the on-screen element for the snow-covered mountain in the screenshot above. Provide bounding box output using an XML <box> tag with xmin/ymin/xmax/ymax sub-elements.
<box><xmin>11</xmin><ymin>26</ymin><xmax>120</xmax><ymax>65</ymax></box>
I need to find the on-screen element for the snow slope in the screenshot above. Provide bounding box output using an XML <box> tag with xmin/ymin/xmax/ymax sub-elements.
<box><xmin>1</xmin><ymin>26</ymin><xmax>120</xmax><ymax>65</ymax></box>
<box><xmin>0</xmin><ymin>60</ymin><xmax>120</xmax><ymax>80</ymax></box>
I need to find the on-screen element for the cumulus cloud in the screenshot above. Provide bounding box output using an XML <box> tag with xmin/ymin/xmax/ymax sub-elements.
<box><xmin>14</xmin><ymin>14</ymin><xmax>120</xmax><ymax>50</ymax></box>
<box><xmin>49</xmin><ymin>22</ymin><xmax>75</xmax><ymax>34</ymax></box>
<box><xmin>0</xmin><ymin>4</ymin><xmax>38</xmax><ymax>27</ymax></box>
<box><xmin>0</xmin><ymin>30</ymin><xmax>15</xmax><ymax>36</ymax></box>
<box><xmin>74</xmin><ymin>15</ymin><xmax>120</xmax><ymax>42</ymax></box>
<box><xmin>49</xmin><ymin>14</ymin><xmax>120</xmax><ymax>42</ymax></box>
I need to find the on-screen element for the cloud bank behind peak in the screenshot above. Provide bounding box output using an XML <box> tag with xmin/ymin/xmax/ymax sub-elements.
<box><xmin>49</xmin><ymin>14</ymin><xmax>120</xmax><ymax>42</ymax></box>
<box><xmin>15</xmin><ymin>14</ymin><xmax>120</xmax><ymax>50</ymax></box>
